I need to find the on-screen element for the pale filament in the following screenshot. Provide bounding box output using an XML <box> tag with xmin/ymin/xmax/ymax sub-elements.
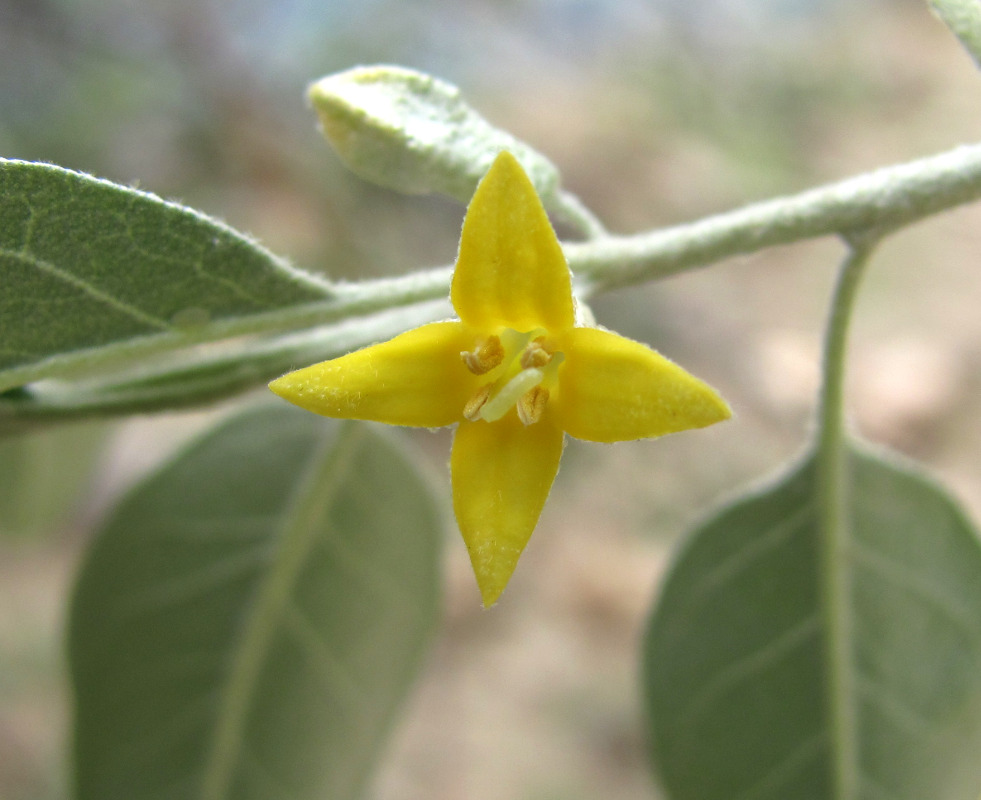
<box><xmin>480</xmin><ymin>367</ymin><xmax>544</xmax><ymax>422</ymax></box>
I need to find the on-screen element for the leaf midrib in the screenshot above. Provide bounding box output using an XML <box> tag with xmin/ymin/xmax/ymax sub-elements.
<box><xmin>198</xmin><ymin>422</ymin><xmax>363</xmax><ymax>800</ymax></box>
<box><xmin>1</xmin><ymin>244</ymin><xmax>175</xmax><ymax>332</ymax></box>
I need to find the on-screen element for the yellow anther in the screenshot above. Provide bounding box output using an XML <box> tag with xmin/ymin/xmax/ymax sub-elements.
<box><xmin>516</xmin><ymin>385</ymin><xmax>549</xmax><ymax>426</ymax></box>
<box><xmin>461</xmin><ymin>335</ymin><xmax>505</xmax><ymax>375</ymax></box>
<box><xmin>463</xmin><ymin>384</ymin><xmax>493</xmax><ymax>421</ymax></box>
<box><xmin>520</xmin><ymin>337</ymin><xmax>553</xmax><ymax>370</ymax></box>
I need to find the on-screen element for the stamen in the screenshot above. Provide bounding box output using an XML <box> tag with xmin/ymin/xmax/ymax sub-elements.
<box><xmin>463</xmin><ymin>384</ymin><xmax>493</xmax><ymax>421</ymax></box>
<box><xmin>480</xmin><ymin>367</ymin><xmax>544</xmax><ymax>422</ymax></box>
<box><xmin>461</xmin><ymin>336</ymin><xmax>505</xmax><ymax>375</ymax></box>
<box><xmin>520</xmin><ymin>337</ymin><xmax>553</xmax><ymax>369</ymax></box>
<box><xmin>460</xmin><ymin>328</ymin><xmax>563</xmax><ymax>425</ymax></box>
<box><xmin>516</xmin><ymin>386</ymin><xmax>549</xmax><ymax>425</ymax></box>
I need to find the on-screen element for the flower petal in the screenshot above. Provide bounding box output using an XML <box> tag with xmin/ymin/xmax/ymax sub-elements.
<box><xmin>451</xmin><ymin>151</ymin><xmax>574</xmax><ymax>334</ymax></box>
<box><xmin>556</xmin><ymin>327</ymin><xmax>731</xmax><ymax>442</ymax></box>
<box><xmin>451</xmin><ymin>414</ymin><xmax>564</xmax><ymax>606</ymax></box>
<box><xmin>269</xmin><ymin>321</ymin><xmax>475</xmax><ymax>428</ymax></box>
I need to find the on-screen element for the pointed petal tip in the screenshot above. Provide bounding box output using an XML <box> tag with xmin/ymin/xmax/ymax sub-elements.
<box><xmin>661</xmin><ymin>386</ymin><xmax>732</xmax><ymax>436</ymax></box>
<box><xmin>451</xmin><ymin>148</ymin><xmax>574</xmax><ymax>333</ymax></box>
<box><xmin>479</xmin><ymin>585</ymin><xmax>504</xmax><ymax>608</ymax></box>
<box><xmin>718</xmin><ymin>396</ymin><xmax>734</xmax><ymax>422</ymax></box>
<box><xmin>268</xmin><ymin>373</ymin><xmax>290</xmax><ymax>394</ymax></box>
<box><xmin>558</xmin><ymin>327</ymin><xmax>734</xmax><ymax>442</ymax></box>
<box><xmin>268</xmin><ymin>370</ymin><xmax>319</xmax><ymax>410</ymax></box>
<box><xmin>473</xmin><ymin>553</ymin><xmax>517</xmax><ymax>608</ymax></box>
<box><xmin>268</xmin><ymin>371</ymin><xmax>301</xmax><ymax>403</ymax></box>
<box><xmin>464</xmin><ymin>534</ymin><xmax>522</xmax><ymax>608</ymax></box>
<box><xmin>487</xmin><ymin>149</ymin><xmax>521</xmax><ymax>178</ymax></box>
<box><xmin>451</xmin><ymin>418</ymin><xmax>564</xmax><ymax>608</ymax></box>
<box><xmin>696</xmin><ymin>385</ymin><xmax>733</xmax><ymax>428</ymax></box>
<box><xmin>701</xmin><ymin>389</ymin><xmax>732</xmax><ymax>424</ymax></box>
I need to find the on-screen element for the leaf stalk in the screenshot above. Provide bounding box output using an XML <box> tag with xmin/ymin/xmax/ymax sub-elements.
<box><xmin>814</xmin><ymin>237</ymin><xmax>877</xmax><ymax>800</ymax></box>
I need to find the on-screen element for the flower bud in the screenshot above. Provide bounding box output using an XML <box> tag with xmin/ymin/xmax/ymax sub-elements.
<box><xmin>308</xmin><ymin>65</ymin><xmax>560</xmax><ymax>204</ymax></box>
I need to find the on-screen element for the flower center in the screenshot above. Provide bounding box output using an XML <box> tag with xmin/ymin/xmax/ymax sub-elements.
<box><xmin>461</xmin><ymin>329</ymin><xmax>563</xmax><ymax>425</ymax></box>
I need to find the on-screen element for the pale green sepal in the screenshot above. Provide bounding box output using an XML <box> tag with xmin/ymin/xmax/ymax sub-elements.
<box><xmin>927</xmin><ymin>0</ymin><xmax>981</xmax><ymax>69</ymax></box>
<box><xmin>308</xmin><ymin>65</ymin><xmax>561</xmax><ymax>205</ymax></box>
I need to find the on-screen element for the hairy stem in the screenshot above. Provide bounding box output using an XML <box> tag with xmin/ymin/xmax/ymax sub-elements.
<box><xmin>3</xmin><ymin>141</ymin><xmax>981</xmax><ymax>427</ymax></box>
<box><xmin>570</xmin><ymin>142</ymin><xmax>981</xmax><ymax>294</ymax></box>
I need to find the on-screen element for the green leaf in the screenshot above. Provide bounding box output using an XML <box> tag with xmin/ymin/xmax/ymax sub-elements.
<box><xmin>0</xmin><ymin>159</ymin><xmax>332</xmax><ymax>391</ymax></box>
<box><xmin>643</xmin><ymin>445</ymin><xmax>981</xmax><ymax>800</ymax></box>
<box><xmin>927</xmin><ymin>0</ymin><xmax>981</xmax><ymax>69</ymax></box>
<box><xmin>308</xmin><ymin>65</ymin><xmax>561</xmax><ymax>205</ymax></box>
<box><xmin>68</xmin><ymin>406</ymin><xmax>442</xmax><ymax>800</ymax></box>
<box><xmin>0</xmin><ymin>422</ymin><xmax>105</xmax><ymax>538</ymax></box>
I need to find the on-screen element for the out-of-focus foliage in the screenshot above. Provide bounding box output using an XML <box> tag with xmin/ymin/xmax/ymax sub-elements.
<box><xmin>0</xmin><ymin>423</ymin><xmax>104</xmax><ymax>539</ymax></box>
<box><xmin>0</xmin><ymin>0</ymin><xmax>895</xmax><ymax>276</ymax></box>
<box><xmin>70</xmin><ymin>408</ymin><xmax>442</xmax><ymax>800</ymax></box>
<box><xmin>645</xmin><ymin>445</ymin><xmax>981</xmax><ymax>800</ymax></box>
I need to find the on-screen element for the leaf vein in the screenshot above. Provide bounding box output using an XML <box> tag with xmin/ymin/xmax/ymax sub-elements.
<box><xmin>239</xmin><ymin>741</ymin><xmax>303</xmax><ymax>800</ymax></box>
<box><xmin>199</xmin><ymin>423</ymin><xmax>363</xmax><ymax>800</ymax></box>
<box><xmin>685</xmin><ymin>503</ymin><xmax>813</xmax><ymax>608</ymax></box>
<box><xmin>0</xmin><ymin>244</ymin><xmax>176</xmax><ymax>332</ymax></box>
<box><xmin>855</xmin><ymin>674</ymin><xmax>937</xmax><ymax>738</ymax></box>
<box><xmin>858</xmin><ymin>769</ymin><xmax>904</xmax><ymax>800</ymax></box>
<box><xmin>851</xmin><ymin>540</ymin><xmax>981</xmax><ymax>650</ymax></box>
<box><xmin>731</xmin><ymin>732</ymin><xmax>826</xmax><ymax>800</ymax></box>
<box><xmin>282</xmin><ymin>600</ymin><xmax>365</xmax><ymax>715</ymax></box>
<box><xmin>106</xmin><ymin>692</ymin><xmax>216</xmax><ymax>777</ymax></box>
<box><xmin>316</xmin><ymin>529</ymin><xmax>421</xmax><ymax>614</ymax></box>
<box><xmin>118</xmin><ymin>544</ymin><xmax>271</xmax><ymax>616</ymax></box>
<box><xmin>671</xmin><ymin>614</ymin><xmax>821</xmax><ymax>754</ymax></box>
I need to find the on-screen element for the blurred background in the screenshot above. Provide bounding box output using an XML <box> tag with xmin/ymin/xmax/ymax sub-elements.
<box><xmin>3</xmin><ymin>0</ymin><xmax>981</xmax><ymax>797</ymax></box>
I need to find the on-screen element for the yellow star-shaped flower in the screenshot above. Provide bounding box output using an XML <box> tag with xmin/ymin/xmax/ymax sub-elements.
<box><xmin>270</xmin><ymin>151</ymin><xmax>730</xmax><ymax>606</ymax></box>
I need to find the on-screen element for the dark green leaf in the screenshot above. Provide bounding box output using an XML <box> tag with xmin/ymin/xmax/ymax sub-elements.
<box><xmin>643</xmin><ymin>446</ymin><xmax>981</xmax><ymax>800</ymax></box>
<box><xmin>0</xmin><ymin>159</ymin><xmax>332</xmax><ymax>390</ymax></box>
<box><xmin>69</xmin><ymin>406</ymin><xmax>442</xmax><ymax>800</ymax></box>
